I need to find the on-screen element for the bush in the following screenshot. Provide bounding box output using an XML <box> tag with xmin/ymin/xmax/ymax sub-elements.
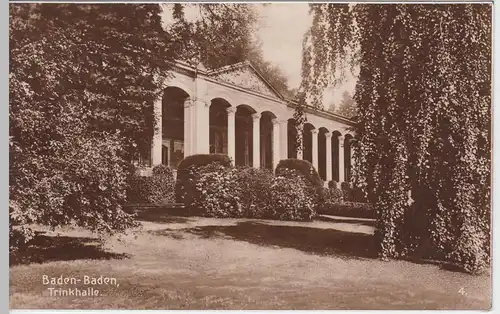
<box><xmin>275</xmin><ymin>159</ymin><xmax>324</xmax><ymax>208</ymax></box>
<box><xmin>190</xmin><ymin>165</ymin><xmax>316</xmax><ymax>221</ymax></box>
<box><xmin>320</xmin><ymin>201</ymin><xmax>375</xmax><ymax>219</ymax></box>
<box><xmin>127</xmin><ymin>164</ymin><xmax>175</xmax><ymax>205</ymax></box>
<box><xmin>271</xmin><ymin>169</ymin><xmax>317</xmax><ymax>221</ymax></box>
<box><xmin>328</xmin><ymin>180</ymin><xmax>339</xmax><ymax>190</ymax></box>
<box><xmin>234</xmin><ymin>167</ymin><xmax>274</xmax><ymax>218</ymax></box>
<box><xmin>175</xmin><ymin>154</ymin><xmax>232</xmax><ymax>205</ymax></box>
<box><xmin>9</xmin><ymin>134</ymin><xmax>138</xmax><ymax>241</ymax></box>
<box><xmin>323</xmin><ymin>186</ymin><xmax>343</xmax><ymax>206</ymax></box>
<box><xmin>191</xmin><ymin>163</ymin><xmax>242</xmax><ymax>218</ymax></box>
<box><xmin>341</xmin><ymin>182</ymin><xmax>353</xmax><ymax>202</ymax></box>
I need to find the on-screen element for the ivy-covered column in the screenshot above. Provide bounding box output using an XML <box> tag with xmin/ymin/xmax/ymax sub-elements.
<box><xmin>151</xmin><ymin>97</ymin><xmax>162</xmax><ymax>165</ymax></box>
<box><xmin>252</xmin><ymin>113</ymin><xmax>261</xmax><ymax>168</ymax></box>
<box><xmin>325</xmin><ymin>133</ymin><xmax>333</xmax><ymax>182</ymax></box>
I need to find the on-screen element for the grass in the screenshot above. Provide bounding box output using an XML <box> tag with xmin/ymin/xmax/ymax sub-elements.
<box><xmin>10</xmin><ymin>209</ymin><xmax>491</xmax><ymax>310</ymax></box>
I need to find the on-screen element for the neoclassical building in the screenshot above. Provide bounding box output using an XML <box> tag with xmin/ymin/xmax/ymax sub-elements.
<box><xmin>147</xmin><ymin>60</ymin><xmax>356</xmax><ymax>184</ymax></box>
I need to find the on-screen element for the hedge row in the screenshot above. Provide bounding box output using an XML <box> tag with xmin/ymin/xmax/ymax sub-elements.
<box><xmin>190</xmin><ymin>163</ymin><xmax>317</xmax><ymax>221</ymax></box>
<box><xmin>127</xmin><ymin>154</ymin><xmax>374</xmax><ymax>221</ymax></box>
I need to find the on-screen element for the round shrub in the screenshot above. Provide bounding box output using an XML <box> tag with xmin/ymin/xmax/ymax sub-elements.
<box><xmin>175</xmin><ymin>154</ymin><xmax>232</xmax><ymax>205</ymax></box>
<box><xmin>191</xmin><ymin>163</ymin><xmax>242</xmax><ymax>218</ymax></box>
<box><xmin>127</xmin><ymin>164</ymin><xmax>175</xmax><ymax>205</ymax></box>
<box><xmin>275</xmin><ymin>159</ymin><xmax>324</xmax><ymax>207</ymax></box>
<box><xmin>271</xmin><ymin>169</ymin><xmax>317</xmax><ymax>221</ymax></box>
<box><xmin>234</xmin><ymin>167</ymin><xmax>274</xmax><ymax>218</ymax></box>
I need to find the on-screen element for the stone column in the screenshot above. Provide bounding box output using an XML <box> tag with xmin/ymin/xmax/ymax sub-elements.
<box><xmin>325</xmin><ymin>133</ymin><xmax>333</xmax><ymax>182</ymax></box>
<box><xmin>183</xmin><ymin>99</ymin><xmax>193</xmax><ymax>157</ymax></box>
<box><xmin>297</xmin><ymin>125</ymin><xmax>303</xmax><ymax>160</ymax></box>
<box><xmin>278</xmin><ymin>119</ymin><xmax>288</xmax><ymax>160</ymax></box>
<box><xmin>311</xmin><ymin>129</ymin><xmax>319</xmax><ymax>170</ymax></box>
<box><xmin>193</xmin><ymin>99</ymin><xmax>209</xmax><ymax>154</ymax></box>
<box><xmin>339</xmin><ymin>135</ymin><xmax>345</xmax><ymax>183</ymax></box>
<box><xmin>227</xmin><ymin>107</ymin><xmax>236</xmax><ymax>165</ymax></box>
<box><xmin>151</xmin><ymin>97</ymin><xmax>162</xmax><ymax>166</ymax></box>
<box><xmin>272</xmin><ymin>118</ymin><xmax>280</xmax><ymax>169</ymax></box>
<box><xmin>252</xmin><ymin>113</ymin><xmax>261</xmax><ymax>168</ymax></box>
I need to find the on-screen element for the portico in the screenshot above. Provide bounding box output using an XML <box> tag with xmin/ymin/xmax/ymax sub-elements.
<box><xmin>146</xmin><ymin>60</ymin><xmax>356</xmax><ymax>183</ymax></box>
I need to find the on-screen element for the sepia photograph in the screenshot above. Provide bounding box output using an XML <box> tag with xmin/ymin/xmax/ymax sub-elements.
<box><xmin>8</xmin><ymin>1</ymin><xmax>492</xmax><ymax>310</ymax></box>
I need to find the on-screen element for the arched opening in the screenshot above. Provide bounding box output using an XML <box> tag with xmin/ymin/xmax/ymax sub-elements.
<box><xmin>287</xmin><ymin>118</ymin><xmax>298</xmax><ymax>159</ymax></box>
<box><xmin>260</xmin><ymin>111</ymin><xmax>276</xmax><ymax>170</ymax></box>
<box><xmin>344</xmin><ymin>134</ymin><xmax>354</xmax><ymax>182</ymax></box>
<box><xmin>303</xmin><ymin>123</ymin><xmax>315</xmax><ymax>163</ymax></box>
<box><xmin>332</xmin><ymin>131</ymin><xmax>342</xmax><ymax>182</ymax></box>
<box><xmin>162</xmin><ymin>86</ymin><xmax>189</xmax><ymax>169</ymax></box>
<box><xmin>318</xmin><ymin>127</ymin><xmax>329</xmax><ymax>181</ymax></box>
<box><xmin>235</xmin><ymin>105</ymin><xmax>256</xmax><ymax>167</ymax></box>
<box><xmin>209</xmin><ymin>98</ymin><xmax>230</xmax><ymax>155</ymax></box>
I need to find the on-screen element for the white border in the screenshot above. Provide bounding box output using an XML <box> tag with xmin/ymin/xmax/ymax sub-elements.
<box><xmin>6</xmin><ymin>1</ymin><xmax>496</xmax><ymax>313</ymax></box>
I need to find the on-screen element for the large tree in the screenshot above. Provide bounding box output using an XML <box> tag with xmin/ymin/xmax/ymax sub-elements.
<box><xmin>10</xmin><ymin>4</ymin><xmax>178</xmax><ymax>241</ymax></box>
<box><xmin>299</xmin><ymin>4</ymin><xmax>491</xmax><ymax>273</ymax></box>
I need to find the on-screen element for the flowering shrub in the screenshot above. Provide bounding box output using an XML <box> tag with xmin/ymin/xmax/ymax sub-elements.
<box><xmin>234</xmin><ymin>167</ymin><xmax>274</xmax><ymax>218</ymax></box>
<box><xmin>175</xmin><ymin>154</ymin><xmax>232</xmax><ymax>206</ymax></box>
<box><xmin>191</xmin><ymin>163</ymin><xmax>243</xmax><ymax>218</ymax></box>
<box><xmin>127</xmin><ymin>164</ymin><xmax>175</xmax><ymax>205</ymax></box>
<box><xmin>188</xmin><ymin>165</ymin><xmax>316</xmax><ymax>221</ymax></box>
<box><xmin>270</xmin><ymin>169</ymin><xmax>317</xmax><ymax>221</ymax></box>
<box><xmin>323</xmin><ymin>186</ymin><xmax>343</xmax><ymax>206</ymax></box>
<box><xmin>275</xmin><ymin>159</ymin><xmax>324</xmax><ymax>209</ymax></box>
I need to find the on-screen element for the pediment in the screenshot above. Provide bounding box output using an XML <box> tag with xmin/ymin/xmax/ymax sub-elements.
<box><xmin>209</xmin><ymin>62</ymin><xmax>282</xmax><ymax>99</ymax></box>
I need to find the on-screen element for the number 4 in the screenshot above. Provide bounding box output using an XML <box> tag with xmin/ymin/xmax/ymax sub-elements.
<box><xmin>458</xmin><ymin>287</ymin><xmax>466</xmax><ymax>295</ymax></box>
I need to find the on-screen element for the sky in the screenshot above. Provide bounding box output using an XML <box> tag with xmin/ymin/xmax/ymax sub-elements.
<box><xmin>161</xmin><ymin>4</ymin><xmax>356</xmax><ymax>108</ymax></box>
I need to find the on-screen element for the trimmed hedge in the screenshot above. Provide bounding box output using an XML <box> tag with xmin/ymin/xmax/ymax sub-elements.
<box><xmin>190</xmin><ymin>164</ymin><xmax>316</xmax><ymax>221</ymax></box>
<box><xmin>275</xmin><ymin>159</ymin><xmax>324</xmax><ymax>207</ymax></box>
<box><xmin>127</xmin><ymin>164</ymin><xmax>175</xmax><ymax>205</ymax></box>
<box><xmin>234</xmin><ymin>167</ymin><xmax>275</xmax><ymax>218</ymax></box>
<box><xmin>175</xmin><ymin>154</ymin><xmax>232</xmax><ymax>205</ymax></box>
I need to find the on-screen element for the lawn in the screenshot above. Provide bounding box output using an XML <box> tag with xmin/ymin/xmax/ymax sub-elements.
<box><xmin>10</xmin><ymin>210</ymin><xmax>491</xmax><ymax>310</ymax></box>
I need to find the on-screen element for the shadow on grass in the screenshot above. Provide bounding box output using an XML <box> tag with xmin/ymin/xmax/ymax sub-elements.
<box><xmin>155</xmin><ymin>221</ymin><xmax>377</xmax><ymax>260</ymax></box>
<box><xmin>10</xmin><ymin>232</ymin><xmax>129</xmax><ymax>266</ymax></box>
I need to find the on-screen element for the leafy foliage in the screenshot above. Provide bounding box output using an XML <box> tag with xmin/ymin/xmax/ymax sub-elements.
<box><xmin>234</xmin><ymin>167</ymin><xmax>275</xmax><ymax>218</ymax></box>
<box><xmin>270</xmin><ymin>169</ymin><xmax>317</xmax><ymax>221</ymax></box>
<box><xmin>300</xmin><ymin>4</ymin><xmax>491</xmax><ymax>273</ymax></box>
<box><xmin>275</xmin><ymin>158</ymin><xmax>324</xmax><ymax>208</ymax></box>
<box><xmin>336</xmin><ymin>91</ymin><xmax>357</xmax><ymax>119</ymax></box>
<box><xmin>188</xmin><ymin>165</ymin><xmax>316</xmax><ymax>221</ymax></box>
<box><xmin>9</xmin><ymin>3</ymin><xmax>178</xmax><ymax>239</ymax></box>
<box><xmin>174</xmin><ymin>154</ymin><xmax>232</xmax><ymax>205</ymax></box>
<box><xmin>191</xmin><ymin>163</ymin><xmax>243</xmax><ymax>218</ymax></box>
<box><xmin>127</xmin><ymin>165</ymin><xmax>175</xmax><ymax>205</ymax></box>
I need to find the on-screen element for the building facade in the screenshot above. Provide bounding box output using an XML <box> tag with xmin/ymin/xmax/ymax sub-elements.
<box><xmin>149</xmin><ymin>60</ymin><xmax>356</xmax><ymax>183</ymax></box>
